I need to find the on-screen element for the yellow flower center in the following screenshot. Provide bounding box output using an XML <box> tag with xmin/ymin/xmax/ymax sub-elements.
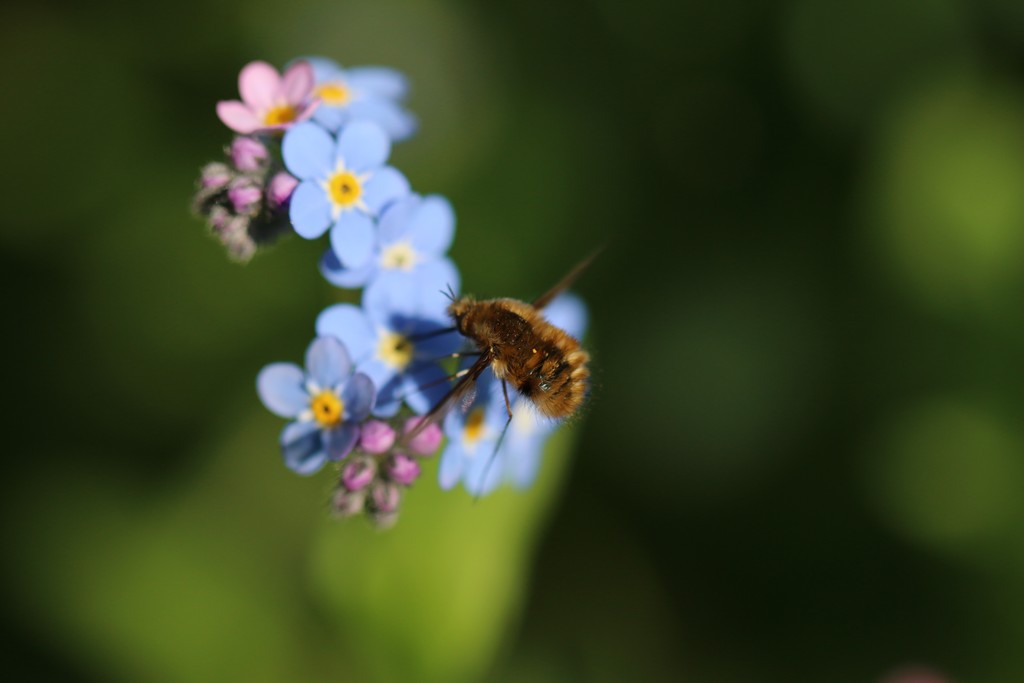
<box><xmin>263</xmin><ymin>104</ymin><xmax>297</xmax><ymax>126</ymax></box>
<box><xmin>316</xmin><ymin>81</ymin><xmax>351</xmax><ymax>106</ymax></box>
<box><xmin>463</xmin><ymin>407</ymin><xmax>487</xmax><ymax>446</ymax></box>
<box><xmin>327</xmin><ymin>170</ymin><xmax>363</xmax><ymax>208</ymax></box>
<box><xmin>310</xmin><ymin>389</ymin><xmax>344</xmax><ymax>427</ymax></box>
<box><xmin>380</xmin><ymin>242</ymin><xmax>418</xmax><ymax>271</ymax></box>
<box><xmin>377</xmin><ymin>332</ymin><xmax>414</xmax><ymax>371</ymax></box>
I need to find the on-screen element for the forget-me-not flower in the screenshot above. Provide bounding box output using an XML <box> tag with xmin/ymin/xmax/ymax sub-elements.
<box><xmin>217</xmin><ymin>61</ymin><xmax>319</xmax><ymax>135</ymax></box>
<box><xmin>316</xmin><ymin>274</ymin><xmax>461</xmax><ymax>417</ymax></box>
<box><xmin>257</xmin><ymin>336</ymin><xmax>376</xmax><ymax>475</ymax></box>
<box><xmin>304</xmin><ymin>56</ymin><xmax>416</xmax><ymax>141</ymax></box>
<box><xmin>283</xmin><ymin>120</ymin><xmax>409</xmax><ymax>268</ymax></box>
<box><xmin>320</xmin><ymin>193</ymin><xmax>459</xmax><ymax>292</ymax></box>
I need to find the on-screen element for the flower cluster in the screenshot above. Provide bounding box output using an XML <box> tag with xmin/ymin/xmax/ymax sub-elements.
<box><xmin>196</xmin><ymin>57</ymin><xmax>587</xmax><ymax>526</ymax></box>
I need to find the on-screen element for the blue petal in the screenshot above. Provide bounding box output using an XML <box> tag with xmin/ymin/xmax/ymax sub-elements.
<box><xmin>346</xmin><ymin>99</ymin><xmax>417</xmax><ymax>141</ymax></box>
<box><xmin>541</xmin><ymin>293</ymin><xmax>588</xmax><ymax>340</ymax></box>
<box><xmin>464</xmin><ymin>445</ymin><xmax>505</xmax><ymax>497</ymax></box>
<box><xmin>377</xmin><ymin>194</ymin><xmax>420</xmax><ymax>243</ymax></box>
<box><xmin>362</xmin><ymin>166</ymin><xmax>410</xmax><ymax>214</ymax></box>
<box><xmin>282</xmin><ymin>122</ymin><xmax>335</xmax><ymax>180</ymax></box>
<box><xmin>257</xmin><ymin>363</ymin><xmax>308</xmax><ymax>418</ymax></box>
<box><xmin>281</xmin><ymin>421</ymin><xmax>327</xmax><ymax>475</ymax></box>
<box><xmin>289</xmin><ymin>182</ymin><xmax>332</xmax><ymax>239</ymax></box>
<box><xmin>438</xmin><ymin>445</ymin><xmax>465</xmax><ymax>490</ymax></box>
<box><xmin>358</xmin><ymin>359</ymin><xmax>401</xmax><ymax>416</ymax></box>
<box><xmin>408</xmin><ymin>194</ymin><xmax>455</xmax><ymax>256</ymax></box>
<box><xmin>305</xmin><ymin>336</ymin><xmax>352</xmax><ymax>389</ymax></box>
<box><xmin>363</xmin><ymin>274</ymin><xmax>421</xmax><ymax>326</ymax></box>
<box><xmin>330</xmin><ymin>211</ymin><xmax>376</xmax><ymax>268</ymax></box>
<box><xmin>320</xmin><ymin>248</ymin><xmax>377</xmax><ymax>289</ymax></box>
<box><xmin>336</xmin><ymin>120</ymin><xmax>390</xmax><ymax>172</ymax></box>
<box><xmin>401</xmin><ymin>363</ymin><xmax>451</xmax><ymax>415</ymax></box>
<box><xmin>302</xmin><ymin>56</ymin><xmax>345</xmax><ymax>82</ymax></box>
<box><xmin>341</xmin><ymin>372</ymin><xmax>376</xmax><ymax>421</ymax></box>
<box><xmin>347</xmin><ymin>67</ymin><xmax>409</xmax><ymax>99</ymax></box>
<box><xmin>509</xmin><ymin>443</ymin><xmax>542</xmax><ymax>489</ymax></box>
<box><xmin>324</xmin><ymin>422</ymin><xmax>360</xmax><ymax>461</ymax></box>
<box><xmin>312</xmin><ymin>105</ymin><xmax>347</xmax><ymax>133</ymax></box>
<box><xmin>316</xmin><ymin>304</ymin><xmax>376</xmax><ymax>362</ymax></box>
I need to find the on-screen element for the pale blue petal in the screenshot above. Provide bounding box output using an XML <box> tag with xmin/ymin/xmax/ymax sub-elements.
<box><xmin>324</xmin><ymin>422</ymin><xmax>360</xmax><ymax>461</ymax></box>
<box><xmin>289</xmin><ymin>182</ymin><xmax>332</xmax><ymax>239</ymax></box>
<box><xmin>342</xmin><ymin>372</ymin><xmax>376</xmax><ymax>420</ymax></box>
<box><xmin>541</xmin><ymin>293</ymin><xmax>588</xmax><ymax>339</ymax></box>
<box><xmin>377</xmin><ymin>194</ymin><xmax>420</xmax><ymax>242</ymax></box>
<box><xmin>282</xmin><ymin>122</ymin><xmax>335</xmax><ymax>180</ymax></box>
<box><xmin>320</xmin><ymin>248</ymin><xmax>377</xmax><ymax>289</ymax></box>
<box><xmin>257</xmin><ymin>363</ymin><xmax>308</xmax><ymax>418</ymax></box>
<box><xmin>347</xmin><ymin>67</ymin><xmax>408</xmax><ymax>99</ymax></box>
<box><xmin>347</xmin><ymin>99</ymin><xmax>417</xmax><ymax>141</ymax></box>
<box><xmin>438</xmin><ymin>445</ymin><xmax>465</xmax><ymax>490</ymax></box>
<box><xmin>362</xmin><ymin>274</ymin><xmax>421</xmax><ymax>327</ymax></box>
<box><xmin>316</xmin><ymin>304</ymin><xmax>376</xmax><ymax>362</ymax></box>
<box><xmin>336</xmin><ymin>120</ymin><xmax>390</xmax><ymax>172</ymax></box>
<box><xmin>402</xmin><ymin>364</ymin><xmax>451</xmax><ymax>415</ymax></box>
<box><xmin>362</xmin><ymin>167</ymin><xmax>410</xmax><ymax>214</ymax></box>
<box><xmin>301</xmin><ymin>56</ymin><xmax>345</xmax><ymax>82</ymax></box>
<box><xmin>465</xmin><ymin>445</ymin><xmax>505</xmax><ymax>497</ymax></box>
<box><xmin>358</xmin><ymin>358</ymin><xmax>401</xmax><ymax>417</ymax></box>
<box><xmin>312</xmin><ymin>105</ymin><xmax>347</xmax><ymax>133</ymax></box>
<box><xmin>408</xmin><ymin>195</ymin><xmax>455</xmax><ymax>255</ymax></box>
<box><xmin>305</xmin><ymin>336</ymin><xmax>351</xmax><ymax>388</ymax></box>
<box><xmin>508</xmin><ymin>435</ymin><xmax>545</xmax><ymax>489</ymax></box>
<box><xmin>329</xmin><ymin>211</ymin><xmax>376</xmax><ymax>268</ymax></box>
<box><xmin>281</xmin><ymin>421</ymin><xmax>327</xmax><ymax>475</ymax></box>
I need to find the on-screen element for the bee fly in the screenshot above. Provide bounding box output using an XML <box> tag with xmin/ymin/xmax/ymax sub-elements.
<box><xmin>406</xmin><ymin>252</ymin><xmax>597</xmax><ymax>475</ymax></box>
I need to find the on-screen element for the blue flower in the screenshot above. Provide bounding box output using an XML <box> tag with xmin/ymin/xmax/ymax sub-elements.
<box><xmin>320</xmin><ymin>193</ymin><xmax>460</xmax><ymax>293</ymax></box>
<box><xmin>283</xmin><ymin>120</ymin><xmax>410</xmax><ymax>268</ymax></box>
<box><xmin>257</xmin><ymin>336</ymin><xmax>376</xmax><ymax>475</ymax></box>
<box><xmin>438</xmin><ymin>371</ymin><xmax>511</xmax><ymax>497</ymax></box>
<box><xmin>437</xmin><ymin>292</ymin><xmax>590</xmax><ymax>494</ymax></box>
<box><xmin>316</xmin><ymin>275</ymin><xmax>461</xmax><ymax>417</ymax></box>
<box><xmin>304</xmin><ymin>56</ymin><xmax>417</xmax><ymax>141</ymax></box>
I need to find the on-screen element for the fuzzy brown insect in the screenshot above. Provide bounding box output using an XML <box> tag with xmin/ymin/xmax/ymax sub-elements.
<box><xmin>407</xmin><ymin>253</ymin><xmax>596</xmax><ymax>444</ymax></box>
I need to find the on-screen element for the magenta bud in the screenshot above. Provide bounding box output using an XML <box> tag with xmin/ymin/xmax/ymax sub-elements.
<box><xmin>230</xmin><ymin>136</ymin><xmax>268</xmax><ymax>172</ymax></box>
<box><xmin>330</xmin><ymin>487</ymin><xmax>366</xmax><ymax>518</ymax></box>
<box><xmin>370</xmin><ymin>481</ymin><xmax>400</xmax><ymax>514</ymax></box>
<box><xmin>228</xmin><ymin>179</ymin><xmax>262</xmax><ymax>215</ymax></box>
<box><xmin>341</xmin><ymin>457</ymin><xmax>376</xmax><ymax>491</ymax></box>
<box><xmin>403</xmin><ymin>417</ymin><xmax>443</xmax><ymax>456</ymax></box>
<box><xmin>387</xmin><ymin>453</ymin><xmax>421</xmax><ymax>486</ymax></box>
<box><xmin>200</xmin><ymin>162</ymin><xmax>232</xmax><ymax>190</ymax></box>
<box><xmin>267</xmin><ymin>172</ymin><xmax>299</xmax><ymax>210</ymax></box>
<box><xmin>359</xmin><ymin>420</ymin><xmax>396</xmax><ymax>454</ymax></box>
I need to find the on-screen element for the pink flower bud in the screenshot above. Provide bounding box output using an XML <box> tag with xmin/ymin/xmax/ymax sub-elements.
<box><xmin>359</xmin><ymin>420</ymin><xmax>396</xmax><ymax>454</ymax></box>
<box><xmin>370</xmin><ymin>481</ymin><xmax>400</xmax><ymax>514</ymax></box>
<box><xmin>200</xmin><ymin>162</ymin><xmax>232</xmax><ymax>190</ymax></box>
<box><xmin>387</xmin><ymin>453</ymin><xmax>421</xmax><ymax>486</ymax></box>
<box><xmin>267</xmin><ymin>172</ymin><xmax>299</xmax><ymax>210</ymax></box>
<box><xmin>229</xmin><ymin>136</ymin><xmax>268</xmax><ymax>172</ymax></box>
<box><xmin>330</xmin><ymin>488</ymin><xmax>366</xmax><ymax>518</ymax></box>
<box><xmin>403</xmin><ymin>417</ymin><xmax>443</xmax><ymax>456</ymax></box>
<box><xmin>341</xmin><ymin>457</ymin><xmax>376</xmax><ymax>491</ymax></box>
<box><xmin>228</xmin><ymin>179</ymin><xmax>262</xmax><ymax>215</ymax></box>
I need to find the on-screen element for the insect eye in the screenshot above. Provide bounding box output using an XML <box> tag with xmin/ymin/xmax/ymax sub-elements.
<box><xmin>539</xmin><ymin>381</ymin><xmax>551</xmax><ymax>392</ymax></box>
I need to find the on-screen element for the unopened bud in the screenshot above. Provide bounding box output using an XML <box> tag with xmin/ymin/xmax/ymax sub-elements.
<box><xmin>267</xmin><ymin>172</ymin><xmax>299</xmax><ymax>210</ymax></box>
<box><xmin>387</xmin><ymin>453</ymin><xmax>421</xmax><ymax>486</ymax></box>
<box><xmin>370</xmin><ymin>481</ymin><xmax>400</xmax><ymax>514</ymax></box>
<box><xmin>403</xmin><ymin>417</ymin><xmax>443</xmax><ymax>456</ymax></box>
<box><xmin>341</xmin><ymin>456</ymin><xmax>376</xmax><ymax>491</ymax></box>
<box><xmin>360</xmin><ymin>420</ymin><xmax>396</xmax><ymax>454</ymax></box>
<box><xmin>229</xmin><ymin>136</ymin><xmax>268</xmax><ymax>172</ymax></box>
<box><xmin>330</xmin><ymin>487</ymin><xmax>367</xmax><ymax>518</ymax></box>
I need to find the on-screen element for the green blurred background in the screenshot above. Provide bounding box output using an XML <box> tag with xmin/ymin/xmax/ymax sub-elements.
<box><xmin>4</xmin><ymin>0</ymin><xmax>1024</xmax><ymax>681</ymax></box>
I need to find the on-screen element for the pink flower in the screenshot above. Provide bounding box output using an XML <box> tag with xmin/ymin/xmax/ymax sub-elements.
<box><xmin>216</xmin><ymin>61</ymin><xmax>319</xmax><ymax>134</ymax></box>
<box><xmin>267</xmin><ymin>171</ymin><xmax>299</xmax><ymax>210</ymax></box>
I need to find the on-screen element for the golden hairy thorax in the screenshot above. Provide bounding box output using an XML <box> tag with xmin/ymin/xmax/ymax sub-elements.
<box><xmin>448</xmin><ymin>297</ymin><xmax>590</xmax><ymax>418</ymax></box>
